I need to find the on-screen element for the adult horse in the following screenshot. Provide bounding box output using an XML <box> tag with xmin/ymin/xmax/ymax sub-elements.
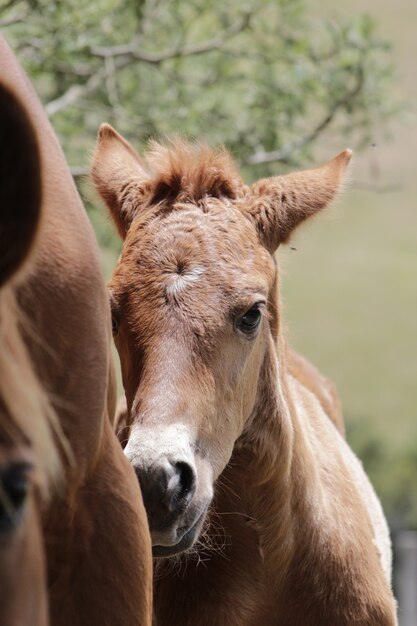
<box><xmin>0</xmin><ymin>37</ymin><xmax>152</xmax><ymax>625</ymax></box>
<box><xmin>0</xmin><ymin>79</ymin><xmax>57</xmax><ymax>626</ymax></box>
<box><xmin>92</xmin><ymin>126</ymin><xmax>397</xmax><ymax>625</ymax></box>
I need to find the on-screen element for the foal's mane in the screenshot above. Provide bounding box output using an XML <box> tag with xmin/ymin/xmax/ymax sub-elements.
<box><xmin>143</xmin><ymin>138</ymin><xmax>245</xmax><ymax>205</ymax></box>
<box><xmin>0</xmin><ymin>286</ymin><xmax>62</xmax><ymax>496</ymax></box>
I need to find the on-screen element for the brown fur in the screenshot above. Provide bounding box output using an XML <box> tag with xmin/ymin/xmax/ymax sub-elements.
<box><xmin>0</xmin><ymin>80</ymin><xmax>61</xmax><ymax>490</ymax></box>
<box><xmin>1</xmin><ymin>37</ymin><xmax>152</xmax><ymax>625</ymax></box>
<box><xmin>143</xmin><ymin>137</ymin><xmax>243</xmax><ymax>205</ymax></box>
<box><xmin>247</xmin><ymin>150</ymin><xmax>352</xmax><ymax>250</ymax></box>
<box><xmin>0</xmin><ymin>80</ymin><xmax>53</xmax><ymax>626</ymax></box>
<box><xmin>92</xmin><ymin>128</ymin><xmax>396</xmax><ymax>625</ymax></box>
<box><xmin>286</xmin><ymin>347</ymin><xmax>345</xmax><ymax>435</ymax></box>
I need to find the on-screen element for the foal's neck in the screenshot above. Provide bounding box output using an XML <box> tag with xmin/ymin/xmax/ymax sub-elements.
<box><xmin>219</xmin><ymin>331</ymin><xmax>321</xmax><ymax>582</ymax></box>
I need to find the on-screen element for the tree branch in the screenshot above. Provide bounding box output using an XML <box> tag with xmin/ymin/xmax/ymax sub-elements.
<box><xmin>0</xmin><ymin>10</ymin><xmax>27</xmax><ymax>27</ymax></box>
<box><xmin>246</xmin><ymin>67</ymin><xmax>365</xmax><ymax>166</ymax></box>
<box><xmin>104</xmin><ymin>54</ymin><xmax>119</xmax><ymax>108</ymax></box>
<box><xmin>45</xmin><ymin>11</ymin><xmax>251</xmax><ymax>118</ymax></box>
<box><xmin>0</xmin><ymin>0</ymin><xmax>21</xmax><ymax>13</ymax></box>
<box><xmin>45</xmin><ymin>69</ymin><xmax>106</xmax><ymax>117</ymax></box>
<box><xmin>90</xmin><ymin>11</ymin><xmax>251</xmax><ymax>64</ymax></box>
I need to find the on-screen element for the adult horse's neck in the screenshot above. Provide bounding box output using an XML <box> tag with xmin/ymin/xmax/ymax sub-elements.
<box><xmin>0</xmin><ymin>35</ymin><xmax>152</xmax><ymax>626</ymax></box>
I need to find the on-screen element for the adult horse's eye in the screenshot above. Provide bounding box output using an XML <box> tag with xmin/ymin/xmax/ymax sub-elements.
<box><xmin>111</xmin><ymin>313</ymin><xmax>120</xmax><ymax>337</ymax></box>
<box><xmin>0</xmin><ymin>462</ymin><xmax>32</xmax><ymax>532</ymax></box>
<box><xmin>236</xmin><ymin>304</ymin><xmax>262</xmax><ymax>335</ymax></box>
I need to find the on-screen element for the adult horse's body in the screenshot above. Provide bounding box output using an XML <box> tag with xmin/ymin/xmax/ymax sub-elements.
<box><xmin>0</xmin><ymin>79</ymin><xmax>55</xmax><ymax>626</ymax></box>
<box><xmin>92</xmin><ymin>127</ymin><xmax>397</xmax><ymax>625</ymax></box>
<box><xmin>0</xmin><ymin>37</ymin><xmax>152</xmax><ymax>625</ymax></box>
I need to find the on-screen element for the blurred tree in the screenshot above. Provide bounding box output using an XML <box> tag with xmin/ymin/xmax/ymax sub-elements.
<box><xmin>348</xmin><ymin>422</ymin><xmax>417</xmax><ymax>531</ymax></box>
<box><xmin>2</xmin><ymin>0</ymin><xmax>397</xmax><ymax>176</ymax></box>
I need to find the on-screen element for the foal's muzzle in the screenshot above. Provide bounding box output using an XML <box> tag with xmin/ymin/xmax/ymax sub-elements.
<box><xmin>125</xmin><ymin>424</ymin><xmax>213</xmax><ymax>556</ymax></box>
<box><xmin>135</xmin><ymin>458</ymin><xmax>196</xmax><ymax>538</ymax></box>
<box><xmin>133</xmin><ymin>456</ymin><xmax>210</xmax><ymax>557</ymax></box>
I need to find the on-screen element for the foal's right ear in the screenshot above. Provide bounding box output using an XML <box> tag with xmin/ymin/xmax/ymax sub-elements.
<box><xmin>0</xmin><ymin>82</ymin><xmax>41</xmax><ymax>287</ymax></box>
<box><xmin>91</xmin><ymin>124</ymin><xmax>149</xmax><ymax>238</ymax></box>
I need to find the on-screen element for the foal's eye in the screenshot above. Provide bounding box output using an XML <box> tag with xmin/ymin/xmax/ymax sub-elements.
<box><xmin>111</xmin><ymin>315</ymin><xmax>119</xmax><ymax>336</ymax></box>
<box><xmin>0</xmin><ymin>462</ymin><xmax>32</xmax><ymax>532</ymax></box>
<box><xmin>236</xmin><ymin>304</ymin><xmax>263</xmax><ymax>335</ymax></box>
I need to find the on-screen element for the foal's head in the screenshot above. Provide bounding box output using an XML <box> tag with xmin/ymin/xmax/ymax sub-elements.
<box><xmin>0</xmin><ymin>82</ymin><xmax>60</xmax><ymax>624</ymax></box>
<box><xmin>92</xmin><ymin>125</ymin><xmax>351</xmax><ymax>557</ymax></box>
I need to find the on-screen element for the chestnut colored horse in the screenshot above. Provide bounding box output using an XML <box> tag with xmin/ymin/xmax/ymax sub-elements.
<box><xmin>92</xmin><ymin>126</ymin><xmax>397</xmax><ymax>625</ymax></box>
<box><xmin>0</xmin><ymin>37</ymin><xmax>152</xmax><ymax>625</ymax></box>
<box><xmin>0</xmin><ymin>79</ymin><xmax>57</xmax><ymax>626</ymax></box>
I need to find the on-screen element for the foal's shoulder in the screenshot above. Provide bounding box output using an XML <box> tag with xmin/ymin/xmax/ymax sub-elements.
<box><xmin>286</xmin><ymin>347</ymin><xmax>345</xmax><ymax>436</ymax></box>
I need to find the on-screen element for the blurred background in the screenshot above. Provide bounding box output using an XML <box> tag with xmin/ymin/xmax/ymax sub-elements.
<box><xmin>2</xmin><ymin>0</ymin><xmax>416</xmax><ymax>622</ymax></box>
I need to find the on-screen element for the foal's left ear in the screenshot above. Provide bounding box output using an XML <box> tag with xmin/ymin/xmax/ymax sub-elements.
<box><xmin>245</xmin><ymin>150</ymin><xmax>352</xmax><ymax>252</ymax></box>
<box><xmin>91</xmin><ymin>123</ymin><xmax>149</xmax><ymax>238</ymax></box>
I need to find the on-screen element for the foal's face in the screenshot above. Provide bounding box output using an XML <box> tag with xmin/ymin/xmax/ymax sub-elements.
<box><xmin>92</xmin><ymin>125</ymin><xmax>351</xmax><ymax>556</ymax></box>
<box><xmin>110</xmin><ymin>201</ymin><xmax>274</xmax><ymax>554</ymax></box>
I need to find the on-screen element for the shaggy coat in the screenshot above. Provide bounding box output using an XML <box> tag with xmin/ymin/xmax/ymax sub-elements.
<box><xmin>92</xmin><ymin>126</ymin><xmax>397</xmax><ymax>625</ymax></box>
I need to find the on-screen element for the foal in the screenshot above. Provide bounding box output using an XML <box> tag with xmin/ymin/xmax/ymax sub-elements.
<box><xmin>1</xmin><ymin>36</ymin><xmax>152</xmax><ymax>625</ymax></box>
<box><xmin>92</xmin><ymin>126</ymin><xmax>397</xmax><ymax>625</ymax></box>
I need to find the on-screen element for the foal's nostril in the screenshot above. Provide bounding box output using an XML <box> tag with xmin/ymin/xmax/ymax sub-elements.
<box><xmin>173</xmin><ymin>461</ymin><xmax>195</xmax><ymax>503</ymax></box>
<box><xmin>164</xmin><ymin>460</ymin><xmax>196</xmax><ymax>514</ymax></box>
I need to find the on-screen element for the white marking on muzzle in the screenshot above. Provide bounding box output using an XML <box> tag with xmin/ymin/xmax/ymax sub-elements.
<box><xmin>124</xmin><ymin>422</ymin><xmax>195</xmax><ymax>467</ymax></box>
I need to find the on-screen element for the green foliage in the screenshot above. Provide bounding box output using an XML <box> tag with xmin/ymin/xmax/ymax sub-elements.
<box><xmin>3</xmin><ymin>0</ymin><xmax>398</xmax><ymax>175</ymax></box>
<box><xmin>348</xmin><ymin>421</ymin><xmax>417</xmax><ymax>530</ymax></box>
